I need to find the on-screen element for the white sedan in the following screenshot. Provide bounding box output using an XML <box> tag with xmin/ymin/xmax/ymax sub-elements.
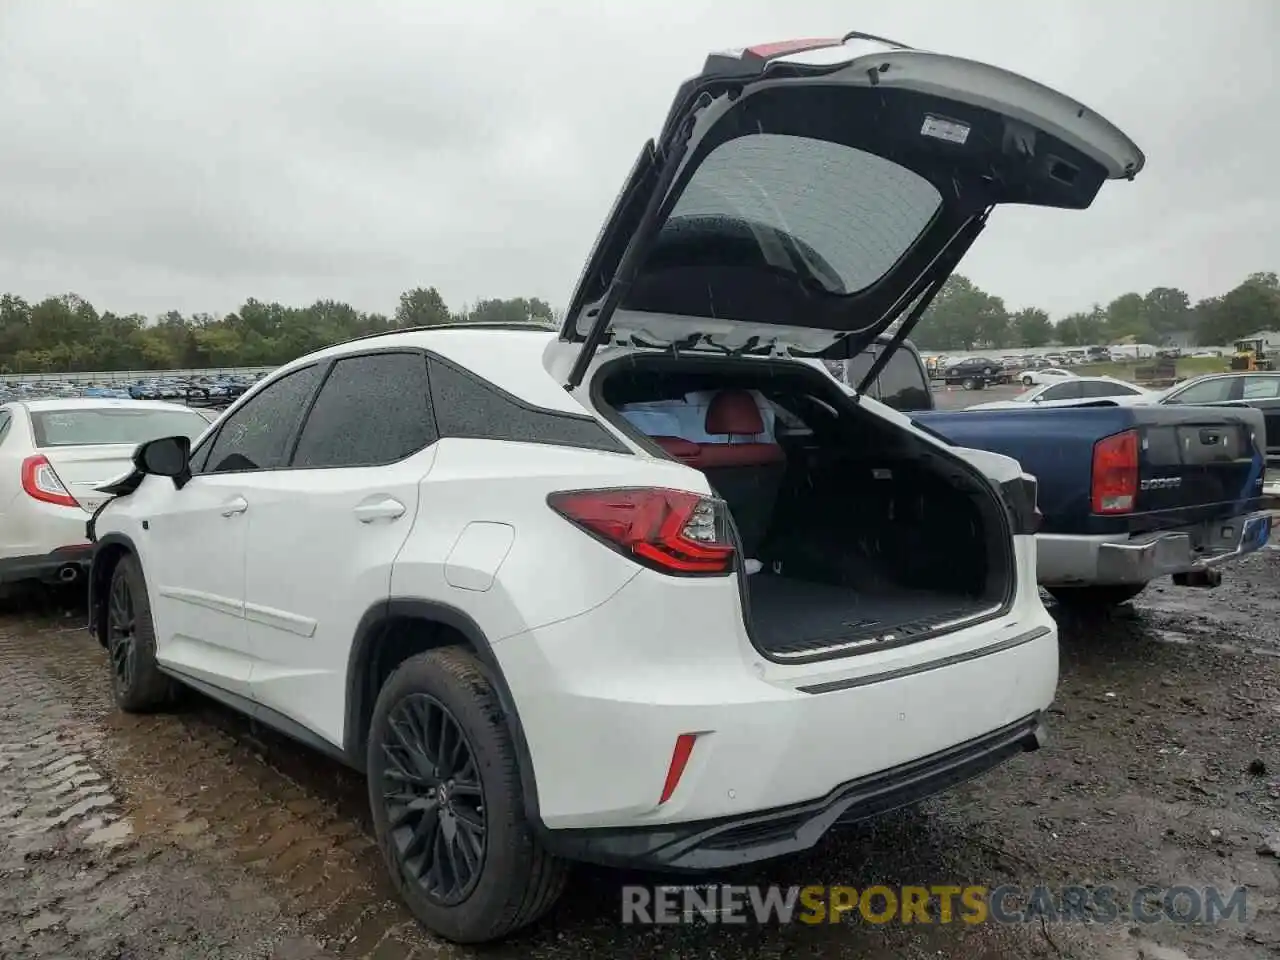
<box><xmin>1018</xmin><ymin>366</ymin><xmax>1076</xmax><ymax>386</ymax></box>
<box><xmin>968</xmin><ymin>376</ymin><xmax>1156</xmax><ymax>410</ymax></box>
<box><xmin>0</xmin><ymin>398</ymin><xmax>212</xmax><ymax>586</ymax></box>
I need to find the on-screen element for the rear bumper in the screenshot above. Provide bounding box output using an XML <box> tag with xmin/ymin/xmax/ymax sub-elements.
<box><xmin>0</xmin><ymin>546</ymin><xmax>92</xmax><ymax>585</ymax></box>
<box><xmin>1038</xmin><ymin>510</ymin><xmax>1273</xmax><ymax>587</ymax></box>
<box><xmin>542</xmin><ymin>713</ymin><xmax>1046</xmax><ymax>871</ymax></box>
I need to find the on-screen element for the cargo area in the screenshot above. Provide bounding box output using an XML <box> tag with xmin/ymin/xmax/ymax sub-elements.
<box><xmin>593</xmin><ymin>356</ymin><xmax>1015</xmax><ymax>660</ymax></box>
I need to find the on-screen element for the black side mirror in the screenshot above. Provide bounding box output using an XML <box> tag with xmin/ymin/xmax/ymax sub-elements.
<box><xmin>134</xmin><ymin>435</ymin><xmax>192</xmax><ymax>489</ymax></box>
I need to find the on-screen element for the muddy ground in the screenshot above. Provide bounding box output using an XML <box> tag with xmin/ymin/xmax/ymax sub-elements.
<box><xmin>4</xmin><ymin>552</ymin><xmax>1280</xmax><ymax>959</ymax></box>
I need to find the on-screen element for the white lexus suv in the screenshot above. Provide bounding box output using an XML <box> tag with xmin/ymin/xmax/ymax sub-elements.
<box><xmin>86</xmin><ymin>32</ymin><xmax>1144</xmax><ymax>943</ymax></box>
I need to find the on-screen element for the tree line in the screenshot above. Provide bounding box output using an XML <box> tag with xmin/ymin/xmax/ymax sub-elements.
<box><xmin>915</xmin><ymin>270</ymin><xmax>1280</xmax><ymax>351</ymax></box>
<box><xmin>1</xmin><ymin>271</ymin><xmax>1277</xmax><ymax>374</ymax></box>
<box><xmin>0</xmin><ymin>288</ymin><xmax>556</xmax><ymax>374</ymax></box>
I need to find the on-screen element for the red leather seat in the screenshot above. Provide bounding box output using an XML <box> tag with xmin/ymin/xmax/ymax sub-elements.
<box><xmin>652</xmin><ymin>435</ymin><xmax>701</xmax><ymax>463</ymax></box>
<box><xmin>687</xmin><ymin>390</ymin><xmax>786</xmax><ymax>555</ymax></box>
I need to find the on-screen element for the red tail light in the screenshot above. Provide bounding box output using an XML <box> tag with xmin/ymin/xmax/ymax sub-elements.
<box><xmin>1091</xmin><ymin>430</ymin><xmax>1139</xmax><ymax>514</ymax></box>
<box><xmin>21</xmin><ymin>455</ymin><xmax>79</xmax><ymax>508</ymax></box>
<box><xmin>548</xmin><ymin>487</ymin><xmax>735</xmax><ymax>575</ymax></box>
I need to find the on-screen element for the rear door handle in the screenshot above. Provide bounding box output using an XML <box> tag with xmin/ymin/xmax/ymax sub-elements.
<box><xmin>354</xmin><ymin>497</ymin><xmax>405</xmax><ymax>523</ymax></box>
<box><xmin>220</xmin><ymin>496</ymin><xmax>248</xmax><ymax>518</ymax></box>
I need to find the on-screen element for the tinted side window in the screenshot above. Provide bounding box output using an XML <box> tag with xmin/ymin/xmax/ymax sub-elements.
<box><xmin>1040</xmin><ymin>381</ymin><xmax>1083</xmax><ymax>401</ymax></box>
<box><xmin>428</xmin><ymin>359</ymin><xmax>629</xmax><ymax>453</ymax></box>
<box><xmin>1079</xmin><ymin>380</ymin><xmax>1135</xmax><ymax>398</ymax></box>
<box><xmin>200</xmin><ymin>365</ymin><xmax>323</xmax><ymax>474</ymax></box>
<box><xmin>1166</xmin><ymin>377</ymin><xmax>1235</xmax><ymax>404</ymax></box>
<box><xmin>292</xmin><ymin>353</ymin><xmax>437</xmax><ymax>468</ymax></box>
<box><xmin>0</xmin><ymin>411</ymin><xmax>10</xmax><ymax>446</ymax></box>
<box><xmin>874</xmin><ymin>351</ymin><xmax>930</xmax><ymax>411</ymax></box>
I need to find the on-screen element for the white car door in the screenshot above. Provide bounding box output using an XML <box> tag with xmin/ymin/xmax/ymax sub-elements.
<box><xmin>145</xmin><ymin>364</ymin><xmax>325</xmax><ymax>698</ymax></box>
<box><xmin>243</xmin><ymin>351</ymin><xmax>435</xmax><ymax>748</ymax></box>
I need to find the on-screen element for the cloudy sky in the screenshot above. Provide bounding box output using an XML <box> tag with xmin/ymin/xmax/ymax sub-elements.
<box><xmin>1</xmin><ymin>1</ymin><xmax>1275</xmax><ymax>321</ymax></box>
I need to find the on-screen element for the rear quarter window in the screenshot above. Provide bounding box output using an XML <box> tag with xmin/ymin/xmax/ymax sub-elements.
<box><xmin>428</xmin><ymin>358</ymin><xmax>629</xmax><ymax>453</ymax></box>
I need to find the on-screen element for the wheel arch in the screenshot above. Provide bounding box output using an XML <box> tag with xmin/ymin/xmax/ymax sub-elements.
<box><xmin>345</xmin><ymin>598</ymin><xmax>545</xmax><ymax>829</ymax></box>
<box><xmin>88</xmin><ymin>533</ymin><xmax>139</xmax><ymax>647</ymax></box>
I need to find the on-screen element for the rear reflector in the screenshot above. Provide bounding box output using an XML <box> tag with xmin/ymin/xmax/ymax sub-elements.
<box><xmin>21</xmin><ymin>455</ymin><xmax>79</xmax><ymax>508</ymax></box>
<box><xmin>659</xmin><ymin>733</ymin><xmax>699</xmax><ymax>805</ymax></box>
<box><xmin>1091</xmin><ymin>429</ymin><xmax>1139</xmax><ymax>514</ymax></box>
<box><xmin>547</xmin><ymin>488</ymin><xmax>735</xmax><ymax>575</ymax></box>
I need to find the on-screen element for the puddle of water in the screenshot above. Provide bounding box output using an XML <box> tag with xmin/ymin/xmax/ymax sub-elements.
<box><xmin>1127</xmin><ymin>940</ymin><xmax>1201</xmax><ymax>960</ymax></box>
<box><xmin>84</xmin><ymin>818</ymin><xmax>133</xmax><ymax>847</ymax></box>
<box><xmin>1150</xmin><ymin>629</ymin><xmax>1280</xmax><ymax>659</ymax></box>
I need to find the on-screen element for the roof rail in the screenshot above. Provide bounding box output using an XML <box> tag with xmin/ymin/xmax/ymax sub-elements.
<box><xmin>331</xmin><ymin>320</ymin><xmax>557</xmax><ymax>348</ymax></box>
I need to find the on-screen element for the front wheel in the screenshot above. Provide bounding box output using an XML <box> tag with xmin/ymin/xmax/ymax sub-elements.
<box><xmin>368</xmin><ymin>647</ymin><xmax>568</xmax><ymax>944</ymax></box>
<box><xmin>1022</xmin><ymin>375</ymin><xmax>1034</xmax><ymax>386</ymax></box>
<box><xmin>1047</xmin><ymin>583</ymin><xmax>1148</xmax><ymax>612</ymax></box>
<box><xmin>106</xmin><ymin>555</ymin><xmax>177</xmax><ymax>712</ymax></box>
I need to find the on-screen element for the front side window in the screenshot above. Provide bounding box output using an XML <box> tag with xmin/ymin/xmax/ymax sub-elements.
<box><xmin>291</xmin><ymin>353</ymin><xmax>437</xmax><ymax>468</ymax></box>
<box><xmin>200</xmin><ymin>365</ymin><xmax>322</xmax><ymax>474</ymax></box>
<box><xmin>1164</xmin><ymin>377</ymin><xmax>1235</xmax><ymax>405</ymax></box>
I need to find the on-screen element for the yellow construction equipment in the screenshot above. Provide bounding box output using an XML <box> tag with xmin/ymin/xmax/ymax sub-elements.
<box><xmin>1231</xmin><ymin>338</ymin><xmax>1273</xmax><ymax>371</ymax></box>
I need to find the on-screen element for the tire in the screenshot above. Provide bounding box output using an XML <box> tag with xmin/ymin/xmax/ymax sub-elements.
<box><xmin>962</xmin><ymin>377</ymin><xmax>977</xmax><ymax>390</ymax></box>
<box><xmin>106</xmin><ymin>554</ymin><xmax>177</xmax><ymax>712</ymax></box>
<box><xmin>1047</xmin><ymin>583</ymin><xmax>1148</xmax><ymax>611</ymax></box>
<box><xmin>368</xmin><ymin>647</ymin><xmax>568</xmax><ymax>944</ymax></box>
<box><xmin>1022</xmin><ymin>375</ymin><xmax>1034</xmax><ymax>386</ymax></box>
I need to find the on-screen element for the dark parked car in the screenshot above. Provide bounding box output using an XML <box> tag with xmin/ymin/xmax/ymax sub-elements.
<box><xmin>940</xmin><ymin>356</ymin><xmax>1009</xmax><ymax>389</ymax></box>
<box><xmin>1158</xmin><ymin>372</ymin><xmax>1280</xmax><ymax>468</ymax></box>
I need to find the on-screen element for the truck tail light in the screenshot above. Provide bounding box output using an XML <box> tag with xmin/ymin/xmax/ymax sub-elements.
<box><xmin>22</xmin><ymin>455</ymin><xmax>79</xmax><ymax>508</ymax></box>
<box><xmin>547</xmin><ymin>488</ymin><xmax>735</xmax><ymax>575</ymax></box>
<box><xmin>1091</xmin><ymin>429</ymin><xmax>1139</xmax><ymax>514</ymax></box>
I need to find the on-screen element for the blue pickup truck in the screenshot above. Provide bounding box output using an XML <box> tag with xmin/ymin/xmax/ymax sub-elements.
<box><xmin>836</xmin><ymin>340</ymin><xmax>1272</xmax><ymax>610</ymax></box>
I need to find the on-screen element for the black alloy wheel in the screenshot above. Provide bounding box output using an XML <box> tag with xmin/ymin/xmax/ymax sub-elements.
<box><xmin>381</xmin><ymin>693</ymin><xmax>487</xmax><ymax>906</ymax></box>
<box><xmin>107</xmin><ymin>570</ymin><xmax>136</xmax><ymax>692</ymax></box>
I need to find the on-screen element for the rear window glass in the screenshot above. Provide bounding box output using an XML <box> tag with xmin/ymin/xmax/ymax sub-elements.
<box><xmin>30</xmin><ymin>409</ymin><xmax>209</xmax><ymax>447</ymax></box>
<box><xmin>668</xmin><ymin>134</ymin><xmax>943</xmax><ymax>295</ymax></box>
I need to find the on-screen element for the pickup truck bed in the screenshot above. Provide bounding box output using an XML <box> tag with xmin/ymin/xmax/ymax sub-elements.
<box><xmin>834</xmin><ymin>343</ymin><xmax>1272</xmax><ymax>607</ymax></box>
<box><xmin>916</xmin><ymin>404</ymin><xmax>1269</xmax><ymax>597</ymax></box>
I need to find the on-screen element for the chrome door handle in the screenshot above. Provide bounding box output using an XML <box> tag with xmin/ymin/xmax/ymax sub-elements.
<box><xmin>220</xmin><ymin>496</ymin><xmax>248</xmax><ymax>518</ymax></box>
<box><xmin>354</xmin><ymin>497</ymin><xmax>405</xmax><ymax>523</ymax></box>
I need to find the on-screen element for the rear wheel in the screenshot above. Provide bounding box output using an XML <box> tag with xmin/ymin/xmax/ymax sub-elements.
<box><xmin>368</xmin><ymin>647</ymin><xmax>567</xmax><ymax>944</ymax></box>
<box><xmin>1047</xmin><ymin>583</ymin><xmax>1147</xmax><ymax>611</ymax></box>
<box><xmin>1022</xmin><ymin>375</ymin><xmax>1035</xmax><ymax>386</ymax></box>
<box><xmin>962</xmin><ymin>377</ymin><xmax>978</xmax><ymax>390</ymax></box>
<box><xmin>107</xmin><ymin>555</ymin><xmax>177</xmax><ymax>712</ymax></box>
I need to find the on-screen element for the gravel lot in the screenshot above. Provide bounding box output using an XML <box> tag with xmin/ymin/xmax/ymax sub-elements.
<box><xmin>4</xmin><ymin>385</ymin><xmax>1278</xmax><ymax>960</ymax></box>
<box><xmin>5</xmin><ymin>563</ymin><xmax>1280</xmax><ymax>960</ymax></box>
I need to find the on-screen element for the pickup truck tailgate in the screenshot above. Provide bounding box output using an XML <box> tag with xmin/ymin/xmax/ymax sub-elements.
<box><xmin>914</xmin><ymin>404</ymin><xmax>1265</xmax><ymax>536</ymax></box>
<box><xmin>1138</xmin><ymin>412</ymin><xmax>1262</xmax><ymax>517</ymax></box>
